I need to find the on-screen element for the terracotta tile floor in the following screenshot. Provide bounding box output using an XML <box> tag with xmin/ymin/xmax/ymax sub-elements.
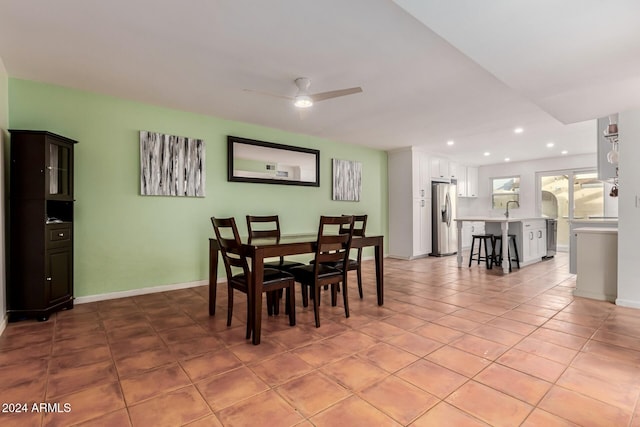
<box><xmin>2</xmin><ymin>253</ymin><xmax>640</xmax><ymax>426</ymax></box>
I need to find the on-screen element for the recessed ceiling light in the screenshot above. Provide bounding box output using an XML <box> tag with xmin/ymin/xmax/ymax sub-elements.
<box><xmin>514</xmin><ymin>127</ymin><xmax>524</xmax><ymax>134</ymax></box>
<box><xmin>483</xmin><ymin>152</ymin><xmax>490</xmax><ymax>156</ymax></box>
<box><xmin>546</xmin><ymin>142</ymin><xmax>554</xmax><ymax>148</ymax></box>
<box><xmin>561</xmin><ymin>150</ymin><xmax>568</xmax><ymax>155</ymax></box>
<box><xmin>504</xmin><ymin>157</ymin><xmax>511</xmax><ymax>162</ymax></box>
<box><xmin>447</xmin><ymin>140</ymin><xmax>454</xmax><ymax>146</ymax></box>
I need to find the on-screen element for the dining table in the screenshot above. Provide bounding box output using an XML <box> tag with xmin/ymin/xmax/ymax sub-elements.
<box><xmin>209</xmin><ymin>233</ymin><xmax>384</xmax><ymax>344</ymax></box>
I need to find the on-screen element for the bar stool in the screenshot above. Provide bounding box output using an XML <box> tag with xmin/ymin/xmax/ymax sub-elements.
<box><xmin>468</xmin><ymin>234</ymin><xmax>494</xmax><ymax>269</ymax></box>
<box><xmin>492</xmin><ymin>234</ymin><xmax>520</xmax><ymax>272</ymax></box>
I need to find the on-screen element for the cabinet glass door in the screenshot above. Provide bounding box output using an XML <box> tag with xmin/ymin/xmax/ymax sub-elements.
<box><xmin>47</xmin><ymin>142</ymin><xmax>72</xmax><ymax>197</ymax></box>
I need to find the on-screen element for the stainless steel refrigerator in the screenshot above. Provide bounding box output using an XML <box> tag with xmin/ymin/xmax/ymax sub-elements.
<box><xmin>430</xmin><ymin>182</ymin><xmax>457</xmax><ymax>256</ymax></box>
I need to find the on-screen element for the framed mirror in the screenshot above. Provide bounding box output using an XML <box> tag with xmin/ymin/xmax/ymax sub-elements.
<box><xmin>227</xmin><ymin>136</ymin><xmax>320</xmax><ymax>187</ymax></box>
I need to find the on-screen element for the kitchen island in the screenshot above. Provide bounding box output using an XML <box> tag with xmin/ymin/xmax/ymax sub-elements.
<box><xmin>568</xmin><ymin>218</ymin><xmax>618</xmax><ymax>274</ymax></box>
<box><xmin>454</xmin><ymin>217</ymin><xmax>548</xmax><ymax>274</ymax></box>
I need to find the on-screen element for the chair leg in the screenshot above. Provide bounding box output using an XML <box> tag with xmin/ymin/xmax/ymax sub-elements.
<box><xmin>275</xmin><ymin>289</ymin><xmax>283</xmax><ymax>315</ymax></box>
<box><xmin>331</xmin><ymin>284</ymin><xmax>338</xmax><ymax>306</ymax></box>
<box><xmin>357</xmin><ymin>266</ymin><xmax>363</xmax><ymax>299</ymax></box>
<box><xmin>286</xmin><ymin>285</ymin><xmax>296</xmax><ymax>326</ymax></box>
<box><xmin>468</xmin><ymin>238</ymin><xmax>475</xmax><ymax>267</ymax></box>
<box><xmin>484</xmin><ymin>238</ymin><xmax>492</xmax><ymax>269</ymax></box>
<box><xmin>301</xmin><ymin>283</ymin><xmax>309</xmax><ymax>307</ymax></box>
<box><xmin>312</xmin><ymin>285</ymin><xmax>321</xmax><ymax>328</ymax></box>
<box><xmin>342</xmin><ymin>279</ymin><xmax>350</xmax><ymax>319</ymax></box>
<box><xmin>266</xmin><ymin>292</ymin><xmax>274</xmax><ymax>316</ymax></box>
<box><xmin>244</xmin><ymin>291</ymin><xmax>252</xmax><ymax>340</ymax></box>
<box><xmin>227</xmin><ymin>285</ymin><xmax>234</xmax><ymax>327</ymax></box>
<box><xmin>490</xmin><ymin>237</ymin><xmax>496</xmax><ymax>268</ymax></box>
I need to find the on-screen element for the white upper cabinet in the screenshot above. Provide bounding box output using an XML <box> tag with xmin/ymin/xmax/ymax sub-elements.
<box><xmin>412</xmin><ymin>150</ymin><xmax>430</xmax><ymax>199</ymax></box>
<box><xmin>431</xmin><ymin>157</ymin><xmax>450</xmax><ymax>181</ymax></box>
<box><xmin>449</xmin><ymin>161</ymin><xmax>460</xmax><ymax>180</ymax></box>
<box><xmin>456</xmin><ymin>166</ymin><xmax>467</xmax><ymax>197</ymax></box>
<box><xmin>456</xmin><ymin>165</ymin><xmax>478</xmax><ymax>198</ymax></box>
<box><xmin>466</xmin><ymin>166</ymin><xmax>479</xmax><ymax>198</ymax></box>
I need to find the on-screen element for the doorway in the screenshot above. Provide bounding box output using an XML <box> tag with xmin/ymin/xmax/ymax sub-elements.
<box><xmin>538</xmin><ymin>170</ymin><xmax>617</xmax><ymax>251</ymax></box>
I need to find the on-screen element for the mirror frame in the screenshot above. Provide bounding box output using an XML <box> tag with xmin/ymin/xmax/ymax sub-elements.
<box><xmin>227</xmin><ymin>136</ymin><xmax>320</xmax><ymax>187</ymax></box>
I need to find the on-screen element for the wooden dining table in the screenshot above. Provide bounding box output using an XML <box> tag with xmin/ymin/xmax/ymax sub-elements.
<box><xmin>209</xmin><ymin>234</ymin><xmax>384</xmax><ymax>344</ymax></box>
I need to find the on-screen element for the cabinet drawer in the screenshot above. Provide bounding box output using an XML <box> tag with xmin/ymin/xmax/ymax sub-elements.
<box><xmin>522</xmin><ymin>220</ymin><xmax>545</xmax><ymax>229</ymax></box>
<box><xmin>47</xmin><ymin>225</ymin><xmax>72</xmax><ymax>248</ymax></box>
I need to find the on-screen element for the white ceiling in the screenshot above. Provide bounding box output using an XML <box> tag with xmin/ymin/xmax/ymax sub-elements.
<box><xmin>1</xmin><ymin>0</ymin><xmax>638</xmax><ymax>166</ymax></box>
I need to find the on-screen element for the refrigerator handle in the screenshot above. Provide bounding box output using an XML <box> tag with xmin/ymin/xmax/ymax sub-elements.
<box><xmin>445</xmin><ymin>192</ymin><xmax>452</xmax><ymax>227</ymax></box>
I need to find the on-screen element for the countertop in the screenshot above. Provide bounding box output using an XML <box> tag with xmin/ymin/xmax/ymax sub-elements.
<box><xmin>569</xmin><ymin>218</ymin><xmax>618</xmax><ymax>223</ymax></box>
<box><xmin>454</xmin><ymin>217</ymin><xmax>547</xmax><ymax>222</ymax></box>
<box><xmin>574</xmin><ymin>227</ymin><xmax>619</xmax><ymax>234</ymax></box>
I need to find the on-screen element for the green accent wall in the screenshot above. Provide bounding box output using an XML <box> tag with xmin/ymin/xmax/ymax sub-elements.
<box><xmin>7</xmin><ymin>79</ymin><xmax>388</xmax><ymax>298</ymax></box>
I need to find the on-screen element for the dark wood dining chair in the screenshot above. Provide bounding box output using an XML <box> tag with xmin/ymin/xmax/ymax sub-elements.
<box><xmin>335</xmin><ymin>214</ymin><xmax>368</xmax><ymax>298</ymax></box>
<box><xmin>290</xmin><ymin>215</ymin><xmax>354</xmax><ymax>328</ymax></box>
<box><xmin>211</xmin><ymin>217</ymin><xmax>296</xmax><ymax>343</ymax></box>
<box><xmin>246</xmin><ymin>215</ymin><xmax>305</xmax><ymax>271</ymax></box>
<box><xmin>246</xmin><ymin>215</ymin><xmax>305</xmax><ymax>315</ymax></box>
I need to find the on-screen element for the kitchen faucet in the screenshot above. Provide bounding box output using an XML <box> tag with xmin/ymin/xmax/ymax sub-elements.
<box><xmin>505</xmin><ymin>200</ymin><xmax>519</xmax><ymax>218</ymax></box>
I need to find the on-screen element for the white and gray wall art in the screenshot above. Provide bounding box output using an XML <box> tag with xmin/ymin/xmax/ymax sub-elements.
<box><xmin>332</xmin><ymin>158</ymin><xmax>362</xmax><ymax>201</ymax></box>
<box><xmin>140</xmin><ymin>131</ymin><xmax>205</xmax><ymax>197</ymax></box>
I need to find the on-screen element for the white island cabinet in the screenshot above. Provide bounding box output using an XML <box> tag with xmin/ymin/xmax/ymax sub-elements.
<box><xmin>569</xmin><ymin>219</ymin><xmax>618</xmax><ymax>274</ymax></box>
<box><xmin>574</xmin><ymin>227</ymin><xmax>618</xmax><ymax>302</ymax></box>
<box><xmin>485</xmin><ymin>219</ymin><xmax>547</xmax><ymax>266</ymax></box>
<box><xmin>455</xmin><ymin>217</ymin><xmax>549</xmax><ymax>274</ymax></box>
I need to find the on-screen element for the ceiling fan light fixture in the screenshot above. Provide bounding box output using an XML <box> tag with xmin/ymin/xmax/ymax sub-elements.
<box><xmin>294</xmin><ymin>95</ymin><xmax>313</xmax><ymax>108</ymax></box>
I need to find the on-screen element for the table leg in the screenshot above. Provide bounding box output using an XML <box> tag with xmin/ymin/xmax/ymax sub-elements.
<box><xmin>456</xmin><ymin>221</ymin><xmax>463</xmax><ymax>267</ymax></box>
<box><xmin>501</xmin><ymin>222</ymin><xmax>509</xmax><ymax>275</ymax></box>
<box><xmin>251</xmin><ymin>249</ymin><xmax>264</xmax><ymax>345</ymax></box>
<box><xmin>209</xmin><ymin>239</ymin><xmax>219</xmax><ymax>316</ymax></box>
<box><xmin>375</xmin><ymin>241</ymin><xmax>384</xmax><ymax>306</ymax></box>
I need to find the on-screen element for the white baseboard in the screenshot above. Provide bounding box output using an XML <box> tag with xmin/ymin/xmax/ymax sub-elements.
<box><xmin>74</xmin><ymin>279</ymin><xmax>215</xmax><ymax>304</ymax></box>
<box><xmin>70</xmin><ymin>253</ymin><xmax>389</xmax><ymax>306</ymax></box>
<box><xmin>615</xmin><ymin>298</ymin><xmax>640</xmax><ymax>309</ymax></box>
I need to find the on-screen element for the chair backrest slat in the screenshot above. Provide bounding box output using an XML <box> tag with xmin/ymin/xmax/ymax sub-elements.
<box><xmin>246</xmin><ymin>215</ymin><xmax>281</xmax><ymax>239</ymax></box>
<box><xmin>211</xmin><ymin>217</ymin><xmax>250</xmax><ymax>279</ymax></box>
<box><xmin>246</xmin><ymin>214</ymin><xmax>286</xmax><ymax>263</ymax></box>
<box><xmin>312</xmin><ymin>215</ymin><xmax>354</xmax><ymax>280</ymax></box>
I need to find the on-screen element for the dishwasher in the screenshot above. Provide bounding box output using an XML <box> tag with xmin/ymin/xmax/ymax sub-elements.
<box><xmin>545</xmin><ymin>219</ymin><xmax>557</xmax><ymax>258</ymax></box>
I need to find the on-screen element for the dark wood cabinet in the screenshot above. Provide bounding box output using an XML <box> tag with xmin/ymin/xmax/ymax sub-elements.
<box><xmin>8</xmin><ymin>130</ymin><xmax>77</xmax><ymax>321</ymax></box>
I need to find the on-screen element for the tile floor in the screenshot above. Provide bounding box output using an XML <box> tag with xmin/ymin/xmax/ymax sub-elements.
<box><xmin>1</xmin><ymin>253</ymin><xmax>640</xmax><ymax>426</ymax></box>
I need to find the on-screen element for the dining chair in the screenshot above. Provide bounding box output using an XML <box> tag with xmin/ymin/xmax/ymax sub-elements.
<box><xmin>330</xmin><ymin>214</ymin><xmax>368</xmax><ymax>298</ymax></box>
<box><xmin>246</xmin><ymin>215</ymin><xmax>305</xmax><ymax>315</ymax></box>
<box><xmin>211</xmin><ymin>217</ymin><xmax>296</xmax><ymax>342</ymax></box>
<box><xmin>290</xmin><ymin>215</ymin><xmax>354</xmax><ymax>328</ymax></box>
<box><xmin>246</xmin><ymin>215</ymin><xmax>305</xmax><ymax>271</ymax></box>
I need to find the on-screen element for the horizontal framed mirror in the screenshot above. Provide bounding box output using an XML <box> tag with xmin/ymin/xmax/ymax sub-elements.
<box><xmin>227</xmin><ymin>136</ymin><xmax>320</xmax><ymax>187</ymax></box>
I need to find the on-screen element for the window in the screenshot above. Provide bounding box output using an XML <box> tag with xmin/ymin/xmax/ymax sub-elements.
<box><xmin>491</xmin><ymin>176</ymin><xmax>520</xmax><ymax>209</ymax></box>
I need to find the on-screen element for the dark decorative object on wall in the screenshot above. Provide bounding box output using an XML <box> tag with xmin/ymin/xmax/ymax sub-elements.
<box><xmin>227</xmin><ymin>136</ymin><xmax>320</xmax><ymax>187</ymax></box>
<box><xmin>140</xmin><ymin>131</ymin><xmax>205</xmax><ymax>196</ymax></box>
<box><xmin>332</xmin><ymin>158</ymin><xmax>362</xmax><ymax>201</ymax></box>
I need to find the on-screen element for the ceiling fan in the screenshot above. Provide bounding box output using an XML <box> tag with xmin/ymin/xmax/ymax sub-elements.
<box><xmin>245</xmin><ymin>77</ymin><xmax>363</xmax><ymax>109</ymax></box>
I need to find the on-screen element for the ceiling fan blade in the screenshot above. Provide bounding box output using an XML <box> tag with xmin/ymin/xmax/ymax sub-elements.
<box><xmin>242</xmin><ymin>88</ymin><xmax>293</xmax><ymax>101</ymax></box>
<box><xmin>310</xmin><ymin>87</ymin><xmax>363</xmax><ymax>102</ymax></box>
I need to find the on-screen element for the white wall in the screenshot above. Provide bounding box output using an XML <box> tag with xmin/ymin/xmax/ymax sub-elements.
<box><xmin>458</xmin><ymin>154</ymin><xmax>597</xmax><ymax>218</ymax></box>
<box><xmin>0</xmin><ymin>56</ymin><xmax>8</xmax><ymax>335</ymax></box>
<box><xmin>616</xmin><ymin>109</ymin><xmax>640</xmax><ymax>308</ymax></box>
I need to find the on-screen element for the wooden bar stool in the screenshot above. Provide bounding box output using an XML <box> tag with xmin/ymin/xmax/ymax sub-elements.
<box><xmin>468</xmin><ymin>234</ymin><xmax>494</xmax><ymax>269</ymax></box>
<box><xmin>492</xmin><ymin>234</ymin><xmax>520</xmax><ymax>272</ymax></box>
